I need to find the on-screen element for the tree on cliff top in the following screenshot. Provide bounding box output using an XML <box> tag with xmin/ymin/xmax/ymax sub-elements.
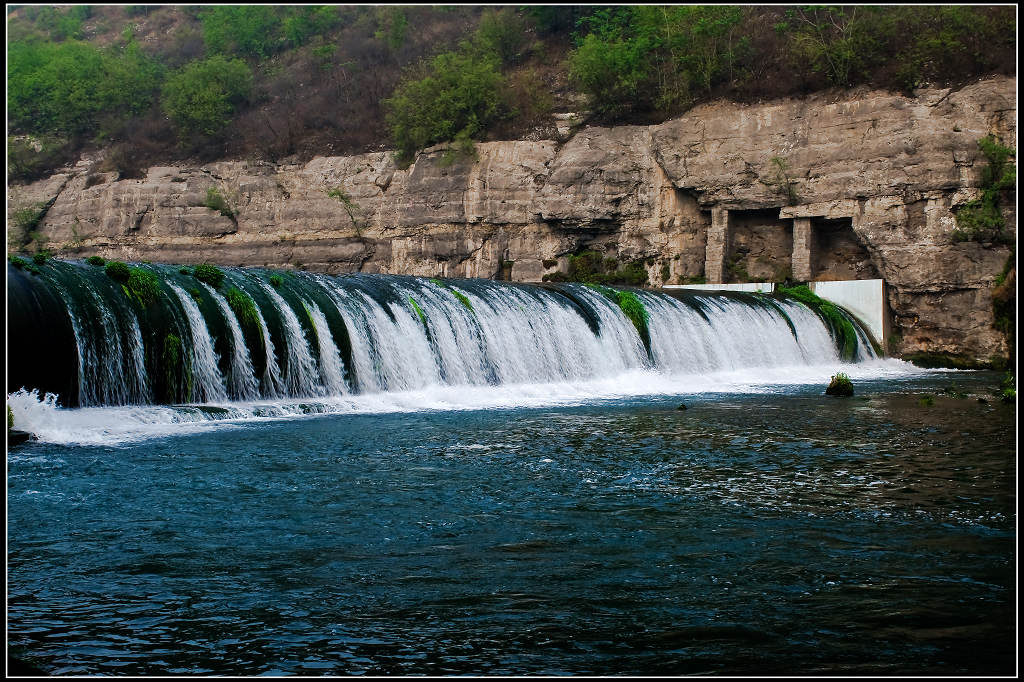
<box><xmin>384</xmin><ymin>49</ymin><xmax>507</xmax><ymax>165</ymax></box>
<box><xmin>161</xmin><ymin>55</ymin><xmax>253</xmax><ymax>142</ymax></box>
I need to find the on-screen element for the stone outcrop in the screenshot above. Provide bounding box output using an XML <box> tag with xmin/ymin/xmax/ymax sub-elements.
<box><xmin>7</xmin><ymin>76</ymin><xmax>1016</xmax><ymax>365</ymax></box>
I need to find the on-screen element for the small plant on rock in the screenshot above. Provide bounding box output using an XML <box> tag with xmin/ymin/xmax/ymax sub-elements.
<box><xmin>193</xmin><ymin>263</ymin><xmax>225</xmax><ymax>288</ymax></box>
<box><xmin>826</xmin><ymin>372</ymin><xmax>854</xmax><ymax>397</ymax></box>
<box><xmin>204</xmin><ymin>186</ymin><xmax>235</xmax><ymax>218</ymax></box>
<box><xmin>87</xmin><ymin>255</ymin><xmax>106</xmax><ymax>266</ymax></box>
<box><xmin>127</xmin><ymin>267</ymin><xmax>161</xmax><ymax>305</ymax></box>
<box><xmin>105</xmin><ymin>260</ymin><xmax>131</xmax><ymax>282</ymax></box>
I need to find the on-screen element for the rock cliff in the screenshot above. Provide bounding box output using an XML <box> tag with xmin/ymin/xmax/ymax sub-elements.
<box><xmin>8</xmin><ymin>76</ymin><xmax>1016</xmax><ymax>366</ymax></box>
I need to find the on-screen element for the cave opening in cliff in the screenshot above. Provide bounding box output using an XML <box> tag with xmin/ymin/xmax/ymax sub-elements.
<box><xmin>810</xmin><ymin>217</ymin><xmax>880</xmax><ymax>281</ymax></box>
<box><xmin>725</xmin><ymin>208</ymin><xmax>793</xmax><ymax>283</ymax></box>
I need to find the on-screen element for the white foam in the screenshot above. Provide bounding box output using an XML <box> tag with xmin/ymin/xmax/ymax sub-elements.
<box><xmin>7</xmin><ymin>359</ymin><xmax>931</xmax><ymax>446</ymax></box>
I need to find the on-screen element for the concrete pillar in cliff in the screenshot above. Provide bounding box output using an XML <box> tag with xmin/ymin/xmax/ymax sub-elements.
<box><xmin>705</xmin><ymin>206</ymin><xmax>729</xmax><ymax>283</ymax></box>
<box><xmin>792</xmin><ymin>217</ymin><xmax>813</xmax><ymax>282</ymax></box>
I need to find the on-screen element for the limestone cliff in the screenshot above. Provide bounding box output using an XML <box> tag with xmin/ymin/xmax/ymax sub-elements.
<box><xmin>7</xmin><ymin>76</ymin><xmax>1016</xmax><ymax>366</ymax></box>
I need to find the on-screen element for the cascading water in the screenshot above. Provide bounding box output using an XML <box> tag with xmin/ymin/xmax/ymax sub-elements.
<box><xmin>204</xmin><ymin>283</ymin><xmax>261</xmax><ymax>402</ymax></box>
<box><xmin>7</xmin><ymin>259</ymin><xmax>885</xmax><ymax>438</ymax></box>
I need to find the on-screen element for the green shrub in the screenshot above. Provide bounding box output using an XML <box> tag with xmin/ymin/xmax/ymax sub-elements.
<box><xmin>127</xmin><ymin>267</ymin><xmax>160</xmax><ymax>305</ymax></box>
<box><xmin>826</xmin><ymin>372</ymin><xmax>854</xmax><ymax>396</ymax></box>
<box><xmin>1000</xmin><ymin>371</ymin><xmax>1016</xmax><ymax>404</ymax></box>
<box><xmin>326</xmin><ymin>186</ymin><xmax>360</xmax><ymax>225</ymax></box>
<box><xmin>199</xmin><ymin>5</ymin><xmax>282</xmax><ymax>59</ymax></box>
<box><xmin>473</xmin><ymin>7</ymin><xmax>530</xmax><ymax>66</ymax></box>
<box><xmin>269</xmin><ymin>274</ymin><xmax>283</xmax><ymax>287</ymax></box>
<box><xmin>385</xmin><ymin>49</ymin><xmax>507</xmax><ymax>164</ymax></box>
<box><xmin>179</xmin><ymin>267</ymin><xmax>192</xmax><ymax>275</ymax></box>
<box><xmin>8</xmin><ymin>255</ymin><xmax>28</xmax><ymax>269</ymax></box>
<box><xmin>193</xmin><ymin>263</ymin><xmax>225</xmax><ymax>288</ymax></box>
<box><xmin>105</xmin><ymin>260</ymin><xmax>131</xmax><ymax>282</ymax></box>
<box><xmin>32</xmin><ymin>251</ymin><xmax>49</xmax><ymax>265</ymax></box>
<box><xmin>87</xmin><ymin>255</ymin><xmax>106</xmax><ymax>266</ymax></box>
<box><xmin>569</xmin><ymin>6</ymin><xmax>745</xmax><ymax>117</ymax></box>
<box><xmin>204</xmin><ymin>187</ymin><xmax>234</xmax><ymax>218</ymax></box>
<box><xmin>953</xmin><ymin>135</ymin><xmax>1015</xmax><ymax>244</ymax></box>
<box><xmin>8</xmin><ymin>39</ymin><xmax>162</xmax><ymax>138</ymax></box>
<box><xmin>161</xmin><ymin>55</ymin><xmax>253</xmax><ymax>140</ymax></box>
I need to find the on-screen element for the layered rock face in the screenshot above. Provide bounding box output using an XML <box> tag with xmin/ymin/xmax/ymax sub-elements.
<box><xmin>8</xmin><ymin>76</ymin><xmax>1016</xmax><ymax>365</ymax></box>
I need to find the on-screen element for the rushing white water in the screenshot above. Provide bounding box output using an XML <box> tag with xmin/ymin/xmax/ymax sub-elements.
<box><xmin>10</xmin><ymin>265</ymin><xmax>904</xmax><ymax>445</ymax></box>
<box><xmin>7</xmin><ymin>359</ymin><xmax>934</xmax><ymax>445</ymax></box>
<box><xmin>304</xmin><ymin>298</ymin><xmax>349</xmax><ymax>395</ymax></box>
<box><xmin>168</xmin><ymin>283</ymin><xmax>228</xmax><ymax>403</ymax></box>
<box><xmin>204</xmin><ymin>283</ymin><xmax>261</xmax><ymax>401</ymax></box>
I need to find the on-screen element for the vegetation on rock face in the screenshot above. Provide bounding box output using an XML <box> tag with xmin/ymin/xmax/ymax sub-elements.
<box><xmin>826</xmin><ymin>372</ymin><xmax>854</xmax><ymax>397</ymax></box>
<box><xmin>269</xmin><ymin>274</ymin><xmax>284</xmax><ymax>288</ymax></box>
<box><xmin>953</xmin><ymin>136</ymin><xmax>1016</xmax><ymax>244</ymax></box>
<box><xmin>87</xmin><ymin>255</ymin><xmax>106</xmax><ymax>266</ymax></box>
<box><xmin>4</xmin><ymin>5</ymin><xmax>1015</xmax><ymax>178</ymax></box>
<box><xmin>326</xmin><ymin>186</ymin><xmax>361</xmax><ymax>227</ymax></box>
<box><xmin>9</xmin><ymin>255</ymin><xmax>29</xmax><ymax>270</ymax></box>
<box><xmin>542</xmin><ymin>250</ymin><xmax>649</xmax><ymax>287</ymax></box>
<box><xmin>204</xmin><ymin>187</ymin><xmax>235</xmax><ymax>218</ymax></box>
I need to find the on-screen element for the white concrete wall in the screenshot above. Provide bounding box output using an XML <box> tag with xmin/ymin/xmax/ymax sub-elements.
<box><xmin>664</xmin><ymin>283</ymin><xmax>776</xmax><ymax>293</ymax></box>
<box><xmin>809</xmin><ymin>279</ymin><xmax>886</xmax><ymax>346</ymax></box>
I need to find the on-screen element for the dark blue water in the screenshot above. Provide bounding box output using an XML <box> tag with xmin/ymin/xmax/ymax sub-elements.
<box><xmin>7</xmin><ymin>373</ymin><xmax>1016</xmax><ymax>675</ymax></box>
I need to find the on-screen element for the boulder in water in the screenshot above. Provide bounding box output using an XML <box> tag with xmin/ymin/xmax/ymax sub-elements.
<box><xmin>826</xmin><ymin>373</ymin><xmax>854</xmax><ymax>397</ymax></box>
<box><xmin>8</xmin><ymin>429</ymin><xmax>33</xmax><ymax>446</ymax></box>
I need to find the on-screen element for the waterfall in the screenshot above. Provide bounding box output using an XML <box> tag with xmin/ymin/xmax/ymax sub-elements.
<box><xmin>304</xmin><ymin>298</ymin><xmax>349</xmax><ymax>395</ymax></box>
<box><xmin>168</xmin><ymin>283</ymin><xmax>228</xmax><ymax>403</ymax></box>
<box><xmin>7</xmin><ymin>261</ymin><xmax>883</xmax><ymax>409</ymax></box>
<box><xmin>204</xmin><ymin>283</ymin><xmax>261</xmax><ymax>402</ymax></box>
<box><xmin>255</xmin><ymin>280</ymin><xmax>325</xmax><ymax>397</ymax></box>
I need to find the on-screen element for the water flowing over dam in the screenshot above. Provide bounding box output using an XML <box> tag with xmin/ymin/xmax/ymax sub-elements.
<box><xmin>7</xmin><ymin>260</ymin><xmax>878</xmax><ymax>413</ymax></box>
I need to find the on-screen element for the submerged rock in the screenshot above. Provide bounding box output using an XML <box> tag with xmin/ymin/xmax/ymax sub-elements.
<box><xmin>8</xmin><ymin>429</ymin><xmax>33</xmax><ymax>446</ymax></box>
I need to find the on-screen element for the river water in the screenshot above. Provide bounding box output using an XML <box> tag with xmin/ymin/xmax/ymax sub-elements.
<box><xmin>7</xmin><ymin>368</ymin><xmax>1015</xmax><ymax>675</ymax></box>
